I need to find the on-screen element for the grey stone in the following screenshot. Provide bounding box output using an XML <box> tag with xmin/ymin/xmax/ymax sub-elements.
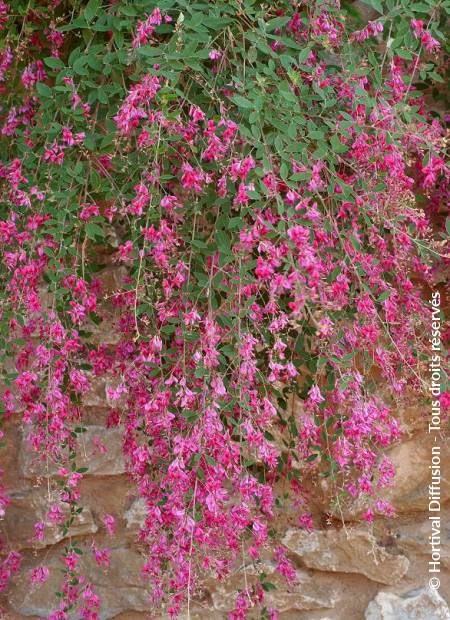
<box><xmin>21</xmin><ymin>426</ymin><xmax>126</xmax><ymax>477</ymax></box>
<box><xmin>124</xmin><ymin>497</ymin><xmax>147</xmax><ymax>532</ymax></box>
<box><xmin>365</xmin><ymin>587</ymin><xmax>450</xmax><ymax>620</ymax></box>
<box><xmin>2</xmin><ymin>488</ymin><xmax>97</xmax><ymax>549</ymax></box>
<box><xmin>210</xmin><ymin>561</ymin><xmax>337</xmax><ymax>613</ymax></box>
<box><xmin>282</xmin><ymin>527</ymin><xmax>409</xmax><ymax>584</ymax></box>
<box><xmin>9</xmin><ymin>547</ymin><xmax>151</xmax><ymax>620</ymax></box>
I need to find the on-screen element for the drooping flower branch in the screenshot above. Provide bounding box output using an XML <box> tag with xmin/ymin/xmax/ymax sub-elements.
<box><xmin>0</xmin><ymin>0</ymin><xmax>448</xmax><ymax>618</ymax></box>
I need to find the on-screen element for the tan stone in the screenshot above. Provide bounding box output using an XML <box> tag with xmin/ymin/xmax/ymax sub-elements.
<box><xmin>82</xmin><ymin>375</ymin><xmax>107</xmax><ymax>407</ymax></box>
<box><xmin>124</xmin><ymin>497</ymin><xmax>147</xmax><ymax>533</ymax></box>
<box><xmin>382</xmin><ymin>433</ymin><xmax>450</xmax><ymax>513</ymax></box>
<box><xmin>2</xmin><ymin>488</ymin><xmax>97</xmax><ymax>549</ymax></box>
<box><xmin>82</xmin><ymin>374</ymin><xmax>126</xmax><ymax>409</ymax></box>
<box><xmin>365</xmin><ymin>587</ymin><xmax>450</xmax><ymax>619</ymax></box>
<box><xmin>124</xmin><ymin>610</ymin><xmax>222</xmax><ymax>620</ymax></box>
<box><xmin>353</xmin><ymin>0</ymin><xmax>379</xmax><ymax>21</ymax></box>
<box><xmin>334</xmin><ymin>432</ymin><xmax>450</xmax><ymax>520</ymax></box>
<box><xmin>209</xmin><ymin>561</ymin><xmax>337</xmax><ymax>613</ymax></box>
<box><xmin>282</xmin><ymin>527</ymin><xmax>409</xmax><ymax>584</ymax></box>
<box><xmin>89</xmin><ymin>314</ymin><xmax>121</xmax><ymax>345</ymax></box>
<box><xmin>20</xmin><ymin>426</ymin><xmax>126</xmax><ymax>477</ymax></box>
<box><xmin>9</xmin><ymin>547</ymin><xmax>150</xmax><ymax>619</ymax></box>
<box><xmin>395</xmin><ymin>509</ymin><xmax>450</xmax><ymax>569</ymax></box>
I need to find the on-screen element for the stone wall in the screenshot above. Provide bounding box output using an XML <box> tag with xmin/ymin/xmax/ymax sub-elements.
<box><xmin>1</xmin><ymin>395</ymin><xmax>449</xmax><ymax>619</ymax></box>
<box><xmin>0</xmin><ymin>262</ymin><xmax>449</xmax><ymax>619</ymax></box>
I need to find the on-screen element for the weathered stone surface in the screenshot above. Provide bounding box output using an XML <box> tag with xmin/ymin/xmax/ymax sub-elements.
<box><xmin>209</xmin><ymin>561</ymin><xmax>337</xmax><ymax>613</ymax></box>
<box><xmin>333</xmin><ymin>433</ymin><xmax>450</xmax><ymax>520</ymax></box>
<box><xmin>382</xmin><ymin>434</ymin><xmax>450</xmax><ymax>513</ymax></box>
<box><xmin>4</xmin><ymin>266</ymin><xmax>450</xmax><ymax>620</ymax></box>
<box><xmin>212</xmin><ymin>587</ymin><xmax>336</xmax><ymax>614</ymax></box>
<box><xmin>141</xmin><ymin>609</ymin><xmax>223</xmax><ymax>620</ymax></box>
<box><xmin>282</xmin><ymin>527</ymin><xmax>409</xmax><ymax>584</ymax></box>
<box><xmin>365</xmin><ymin>587</ymin><xmax>450</xmax><ymax>620</ymax></box>
<box><xmin>2</xmin><ymin>488</ymin><xmax>97</xmax><ymax>549</ymax></box>
<box><xmin>21</xmin><ymin>426</ymin><xmax>126</xmax><ymax>477</ymax></box>
<box><xmin>9</xmin><ymin>547</ymin><xmax>150</xmax><ymax>620</ymax></box>
<box><xmin>395</xmin><ymin>510</ymin><xmax>450</xmax><ymax>569</ymax></box>
<box><xmin>82</xmin><ymin>375</ymin><xmax>108</xmax><ymax>407</ymax></box>
<box><xmin>82</xmin><ymin>374</ymin><xmax>126</xmax><ymax>408</ymax></box>
<box><xmin>76</xmin><ymin>426</ymin><xmax>126</xmax><ymax>475</ymax></box>
<box><xmin>124</xmin><ymin>497</ymin><xmax>147</xmax><ymax>532</ymax></box>
<box><xmin>352</xmin><ymin>0</ymin><xmax>378</xmax><ymax>21</ymax></box>
<box><xmin>89</xmin><ymin>314</ymin><xmax>121</xmax><ymax>345</ymax></box>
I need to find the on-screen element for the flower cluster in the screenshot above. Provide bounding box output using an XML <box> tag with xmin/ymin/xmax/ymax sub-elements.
<box><xmin>0</xmin><ymin>0</ymin><xmax>447</xmax><ymax>618</ymax></box>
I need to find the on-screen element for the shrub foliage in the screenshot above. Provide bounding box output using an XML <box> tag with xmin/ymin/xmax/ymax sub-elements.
<box><xmin>0</xmin><ymin>0</ymin><xmax>448</xmax><ymax>617</ymax></box>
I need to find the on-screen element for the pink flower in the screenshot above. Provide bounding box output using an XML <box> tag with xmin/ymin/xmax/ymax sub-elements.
<box><xmin>80</xmin><ymin>203</ymin><xmax>100</xmax><ymax>221</ymax></box>
<box><xmin>33</xmin><ymin>521</ymin><xmax>45</xmax><ymax>542</ymax></box>
<box><xmin>103</xmin><ymin>514</ymin><xmax>116</xmax><ymax>536</ymax></box>
<box><xmin>274</xmin><ymin>546</ymin><xmax>296</xmax><ymax>583</ymax></box>
<box><xmin>69</xmin><ymin>369</ymin><xmax>89</xmax><ymax>394</ymax></box>
<box><xmin>440</xmin><ymin>392</ymin><xmax>450</xmax><ymax>411</ymax></box>
<box><xmin>132</xmin><ymin>8</ymin><xmax>163</xmax><ymax>48</ymax></box>
<box><xmin>82</xmin><ymin>584</ymin><xmax>100</xmax><ymax>608</ymax></box>
<box><xmin>209</xmin><ymin>49</ymin><xmax>221</xmax><ymax>60</ymax></box>
<box><xmin>298</xmin><ymin>513</ymin><xmax>314</xmax><ymax>531</ymax></box>
<box><xmin>375</xmin><ymin>500</ymin><xmax>395</xmax><ymax>517</ymax></box>
<box><xmin>21</xmin><ymin>60</ymin><xmax>46</xmax><ymax>89</ymax></box>
<box><xmin>180</xmin><ymin>163</ymin><xmax>205</xmax><ymax>193</ymax></box>
<box><xmin>421</xmin><ymin>31</ymin><xmax>440</xmax><ymax>53</ymax></box>
<box><xmin>0</xmin><ymin>1</ymin><xmax>9</xmax><ymax>30</ymax></box>
<box><xmin>47</xmin><ymin>504</ymin><xmax>64</xmax><ymax>524</ymax></box>
<box><xmin>189</xmin><ymin>105</ymin><xmax>205</xmax><ymax>122</ymax></box>
<box><xmin>64</xmin><ymin>551</ymin><xmax>79</xmax><ymax>571</ymax></box>
<box><xmin>92</xmin><ymin>543</ymin><xmax>110</xmax><ymax>568</ymax></box>
<box><xmin>117</xmin><ymin>240</ymin><xmax>134</xmax><ymax>262</ymax></box>
<box><xmin>351</xmin><ymin>21</ymin><xmax>383</xmax><ymax>42</ymax></box>
<box><xmin>362</xmin><ymin>508</ymin><xmax>374</xmax><ymax>522</ymax></box>
<box><xmin>287</xmin><ymin>225</ymin><xmax>309</xmax><ymax>248</ymax></box>
<box><xmin>43</xmin><ymin>142</ymin><xmax>64</xmax><ymax>165</ymax></box>
<box><xmin>29</xmin><ymin>565</ymin><xmax>50</xmax><ymax>585</ymax></box>
<box><xmin>307</xmin><ymin>385</ymin><xmax>324</xmax><ymax>406</ymax></box>
<box><xmin>411</xmin><ymin>19</ymin><xmax>424</xmax><ymax>36</ymax></box>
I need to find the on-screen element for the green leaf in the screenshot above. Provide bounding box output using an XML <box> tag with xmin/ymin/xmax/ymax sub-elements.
<box><xmin>378</xmin><ymin>290</ymin><xmax>391</xmax><ymax>302</ymax></box>
<box><xmin>396</xmin><ymin>49</ymin><xmax>413</xmax><ymax>60</ymax></box>
<box><xmin>410</xmin><ymin>3</ymin><xmax>430</xmax><ymax>12</ymax></box>
<box><xmin>73</xmin><ymin>56</ymin><xmax>88</xmax><ymax>75</ymax></box>
<box><xmin>136</xmin><ymin>45</ymin><xmax>162</xmax><ymax>58</ymax></box>
<box><xmin>327</xmin><ymin>266</ymin><xmax>341</xmax><ymax>283</ymax></box>
<box><xmin>298</xmin><ymin>47</ymin><xmax>311</xmax><ymax>65</ymax></box>
<box><xmin>181</xmin><ymin>410</ymin><xmax>200</xmax><ymax>422</ymax></box>
<box><xmin>350</xmin><ymin>235</ymin><xmax>361</xmax><ymax>251</ymax></box>
<box><xmin>216</xmin><ymin>230</ymin><xmax>231</xmax><ymax>254</ymax></box>
<box><xmin>44</xmin><ymin>56</ymin><xmax>65</xmax><ymax>69</ymax></box>
<box><xmin>266</xmin><ymin>15</ymin><xmax>291</xmax><ymax>31</ymax></box>
<box><xmin>231</xmin><ymin>95</ymin><xmax>254</xmax><ymax>109</ymax></box>
<box><xmin>84</xmin><ymin>0</ymin><xmax>101</xmax><ymax>22</ymax></box>
<box><xmin>359</xmin><ymin>0</ymin><xmax>384</xmax><ymax>14</ymax></box>
<box><xmin>119</xmin><ymin>4</ymin><xmax>137</xmax><ymax>16</ymax></box>
<box><xmin>331</xmin><ymin>134</ymin><xmax>349</xmax><ymax>154</ymax></box>
<box><xmin>85</xmin><ymin>223</ymin><xmax>104</xmax><ymax>240</ymax></box>
<box><xmin>97</xmin><ymin>88</ymin><xmax>108</xmax><ymax>104</ymax></box>
<box><xmin>261</xmin><ymin>582</ymin><xmax>277</xmax><ymax>592</ymax></box>
<box><xmin>338</xmin><ymin>375</ymin><xmax>352</xmax><ymax>391</ymax></box>
<box><xmin>36</xmin><ymin>82</ymin><xmax>53</xmax><ymax>98</ymax></box>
